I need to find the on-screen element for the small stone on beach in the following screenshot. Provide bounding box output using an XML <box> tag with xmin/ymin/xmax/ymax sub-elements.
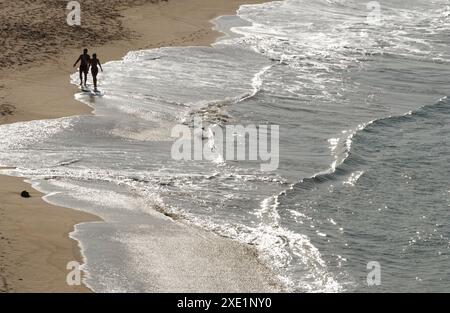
<box><xmin>20</xmin><ymin>191</ymin><xmax>31</xmax><ymax>198</ymax></box>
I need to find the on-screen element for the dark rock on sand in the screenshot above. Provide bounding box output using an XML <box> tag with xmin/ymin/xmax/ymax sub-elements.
<box><xmin>20</xmin><ymin>191</ymin><xmax>30</xmax><ymax>198</ymax></box>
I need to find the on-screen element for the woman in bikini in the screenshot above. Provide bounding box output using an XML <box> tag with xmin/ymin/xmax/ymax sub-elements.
<box><xmin>89</xmin><ymin>53</ymin><xmax>103</xmax><ymax>92</ymax></box>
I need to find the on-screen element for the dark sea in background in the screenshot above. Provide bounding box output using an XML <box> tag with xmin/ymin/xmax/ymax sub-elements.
<box><xmin>1</xmin><ymin>0</ymin><xmax>450</xmax><ymax>292</ymax></box>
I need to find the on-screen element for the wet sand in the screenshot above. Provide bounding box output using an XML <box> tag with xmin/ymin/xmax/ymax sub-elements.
<box><xmin>0</xmin><ymin>175</ymin><xmax>99</xmax><ymax>292</ymax></box>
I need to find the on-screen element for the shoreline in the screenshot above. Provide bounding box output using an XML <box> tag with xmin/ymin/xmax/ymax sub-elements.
<box><xmin>0</xmin><ymin>175</ymin><xmax>100</xmax><ymax>292</ymax></box>
<box><xmin>0</xmin><ymin>0</ymin><xmax>267</xmax><ymax>125</ymax></box>
<box><xmin>0</xmin><ymin>0</ymin><xmax>276</xmax><ymax>292</ymax></box>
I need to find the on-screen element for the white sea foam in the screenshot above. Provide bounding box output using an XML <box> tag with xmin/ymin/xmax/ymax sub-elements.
<box><xmin>0</xmin><ymin>117</ymin><xmax>74</xmax><ymax>151</ymax></box>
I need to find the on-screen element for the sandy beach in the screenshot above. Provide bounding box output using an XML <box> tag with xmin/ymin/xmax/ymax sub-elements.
<box><xmin>0</xmin><ymin>0</ymin><xmax>275</xmax><ymax>293</ymax></box>
<box><xmin>3</xmin><ymin>0</ymin><xmax>448</xmax><ymax>295</ymax></box>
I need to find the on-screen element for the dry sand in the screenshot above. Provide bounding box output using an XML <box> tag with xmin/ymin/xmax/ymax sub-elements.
<box><xmin>0</xmin><ymin>0</ymin><xmax>276</xmax><ymax>292</ymax></box>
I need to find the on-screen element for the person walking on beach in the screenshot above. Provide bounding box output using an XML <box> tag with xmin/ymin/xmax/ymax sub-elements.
<box><xmin>73</xmin><ymin>48</ymin><xmax>91</xmax><ymax>86</ymax></box>
<box><xmin>89</xmin><ymin>53</ymin><xmax>103</xmax><ymax>92</ymax></box>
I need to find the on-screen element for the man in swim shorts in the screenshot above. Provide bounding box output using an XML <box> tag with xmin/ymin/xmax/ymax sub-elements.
<box><xmin>73</xmin><ymin>48</ymin><xmax>91</xmax><ymax>86</ymax></box>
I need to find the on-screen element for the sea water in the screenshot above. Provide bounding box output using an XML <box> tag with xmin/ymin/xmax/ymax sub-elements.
<box><xmin>1</xmin><ymin>0</ymin><xmax>450</xmax><ymax>292</ymax></box>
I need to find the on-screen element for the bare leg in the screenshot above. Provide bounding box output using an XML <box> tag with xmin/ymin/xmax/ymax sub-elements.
<box><xmin>93</xmin><ymin>74</ymin><xmax>97</xmax><ymax>91</ymax></box>
<box><xmin>84</xmin><ymin>72</ymin><xmax>88</xmax><ymax>86</ymax></box>
<box><xmin>79</xmin><ymin>69</ymin><xmax>83</xmax><ymax>86</ymax></box>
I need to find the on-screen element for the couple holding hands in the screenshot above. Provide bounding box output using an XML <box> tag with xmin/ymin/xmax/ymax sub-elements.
<box><xmin>73</xmin><ymin>48</ymin><xmax>103</xmax><ymax>92</ymax></box>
